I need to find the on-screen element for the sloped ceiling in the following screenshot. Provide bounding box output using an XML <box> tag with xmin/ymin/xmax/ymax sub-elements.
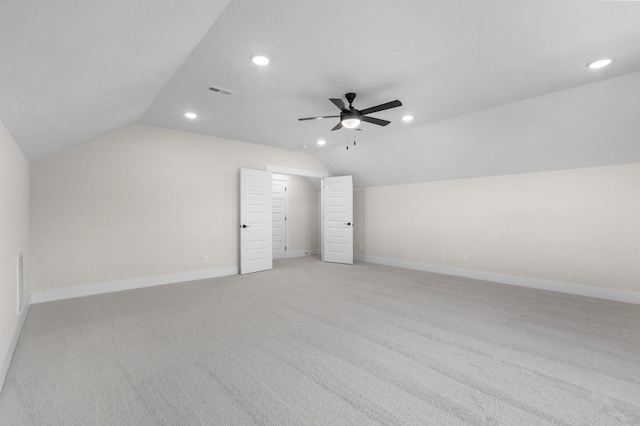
<box><xmin>2</xmin><ymin>0</ymin><xmax>640</xmax><ymax>187</ymax></box>
<box><xmin>314</xmin><ymin>72</ymin><xmax>640</xmax><ymax>187</ymax></box>
<box><xmin>0</xmin><ymin>0</ymin><xmax>232</xmax><ymax>161</ymax></box>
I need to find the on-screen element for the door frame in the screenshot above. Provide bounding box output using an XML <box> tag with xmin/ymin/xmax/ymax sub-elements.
<box><xmin>265</xmin><ymin>166</ymin><xmax>329</xmax><ymax>180</ymax></box>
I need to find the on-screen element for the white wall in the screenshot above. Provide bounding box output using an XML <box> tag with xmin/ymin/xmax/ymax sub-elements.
<box><xmin>354</xmin><ymin>163</ymin><xmax>640</xmax><ymax>294</ymax></box>
<box><xmin>0</xmin><ymin>120</ymin><xmax>29</xmax><ymax>385</ymax></box>
<box><xmin>30</xmin><ymin>124</ymin><xmax>326</xmax><ymax>292</ymax></box>
<box><xmin>287</xmin><ymin>175</ymin><xmax>319</xmax><ymax>254</ymax></box>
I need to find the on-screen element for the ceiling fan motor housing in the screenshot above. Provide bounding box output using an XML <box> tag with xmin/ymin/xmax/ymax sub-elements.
<box><xmin>341</xmin><ymin>110</ymin><xmax>361</xmax><ymax>121</ymax></box>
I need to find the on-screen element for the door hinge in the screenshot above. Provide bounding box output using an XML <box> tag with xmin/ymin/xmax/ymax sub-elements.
<box><xmin>285</xmin><ymin>246</ymin><xmax>287</xmax><ymax>250</ymax></box>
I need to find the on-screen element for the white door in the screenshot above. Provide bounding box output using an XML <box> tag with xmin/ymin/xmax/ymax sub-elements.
<box><xmin>272</xmin><ymin>174</ymin><xmax>289</xmax><ymax>259</ymax></box>
<box><xmin>322</xmin><ymin>175</ymin><xmax>353</xmax><ymax>264</ymax></box>
<box><xmin>240</xmin><ymin>168</ymin><xmax>273</xmax><ymax>274</ymax></box>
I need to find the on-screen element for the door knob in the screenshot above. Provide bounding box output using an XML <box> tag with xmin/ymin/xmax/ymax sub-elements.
<box><xmin>345</xmin><ymin>222</ymin><xmax>351</xmax><ymax>226</ymax></box>
<box><xmin>242</xmin><ymin>224</ymin><xmax>250</xmax><ymax>228</ymax></box>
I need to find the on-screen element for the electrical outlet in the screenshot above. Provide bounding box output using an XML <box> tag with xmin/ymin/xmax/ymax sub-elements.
<box><xmin>440</xmin><ymin>252</ymin><xmax>446</xmax><ymax>260</ymax></box>
<box><xmin>204</xmin><ymin>255</ymin><xmax>209</xmax><ymax>264</ymax></box>
<box><xmin>461</xmin><ymin>254</ymin><xmax>467</xmax><ymax>262</ymax></box>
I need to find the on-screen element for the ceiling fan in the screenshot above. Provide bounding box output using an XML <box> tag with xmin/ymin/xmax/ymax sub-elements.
<box><xmin>298</xmin><ymin>92</ymin><xmax>402</xmax><ymax>131</ymax></box>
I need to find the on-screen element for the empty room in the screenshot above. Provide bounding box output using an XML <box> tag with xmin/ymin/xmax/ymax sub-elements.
<box><xmin>1</xmin><ymin>1</ymin><xmax>640</xmax><ymax>424</ymax></box>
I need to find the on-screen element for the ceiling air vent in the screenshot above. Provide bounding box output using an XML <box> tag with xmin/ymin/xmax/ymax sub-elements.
<box><xmin>208</xmin><ymin>86</ymin><xmax>233</xmax><ymax>95</ymax></box>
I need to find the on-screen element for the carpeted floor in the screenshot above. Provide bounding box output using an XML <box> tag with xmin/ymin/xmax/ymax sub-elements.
<box><xmin>1</xmin><ymin>256</ymin><xmax>639</xmax><ymax>425</ymax></box>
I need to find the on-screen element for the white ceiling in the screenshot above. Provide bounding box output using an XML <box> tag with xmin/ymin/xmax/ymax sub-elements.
<box><xmin>0</xmin><ymin>0</ymin><xmax>232</xmax><ymax>162</ymax></box>
<box><xmin>2</xmin><ymin>0</ymin><xmax>640</xmax><ymax>186</ymax></box>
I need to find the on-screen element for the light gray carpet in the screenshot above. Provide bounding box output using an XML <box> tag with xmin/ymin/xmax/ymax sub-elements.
<box><xmin>1</xmin><ymin>256</ymin><xmax>639</xmax><ymax>425</ymax></box>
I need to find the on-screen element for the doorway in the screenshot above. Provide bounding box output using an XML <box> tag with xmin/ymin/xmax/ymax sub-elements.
<box><xmin>267</xmin><ymin>166</ymin><xmax>327</xmax><ymax>262</ymax></box>
<box><xmin>271</xmin><ymin>173</ymin><xmax>323</xmax><ymax>259</ymax></box>
<box><xmin>240</xmin><ymin>166</ymin><xmax>352</xmax><ymax>274</ymax></box>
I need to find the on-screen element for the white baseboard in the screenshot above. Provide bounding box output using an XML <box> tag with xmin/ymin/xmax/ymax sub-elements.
<box><xmin>355</xmin><ymin>254</ymin><xmax>640</xmax><ymax>305</ymax></box>
<box><xmin>30</xmin><ymin>266</ymin><xmax>238</xmax><ymax>304</ymax></box>
<box><xmin>288</xmin><ymin>249</ymin><xmax>320</xmax><ymax>259</ymax></box>
<box><xmin>1</xmin><ymin>294</ymin><xmax>31</xmax><ymax>393</ymax></box>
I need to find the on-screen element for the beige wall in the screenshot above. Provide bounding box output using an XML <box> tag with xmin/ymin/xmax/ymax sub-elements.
<box><xmin>26</xmin><ymin>121</ymin><xmax>640</xmax><ymax>297</ymax></box>
<box><xmin>288</xmin><ymin>176</ymin><xmax>319</xmax><ymax>253</ymax></box>
<box><xmin>0</xmin><ymin>120</ymin><xmax>29</xmax><ymax>364</ymax></box>
<box><xmin>30</xmin><ymin>124</ymin><xmax>326</xmax><ymax>291</ymax></box>
<box><xmin>354</xmin><ymin>163</ymin><xmax>640</xmax><ymax>293</ymax></box>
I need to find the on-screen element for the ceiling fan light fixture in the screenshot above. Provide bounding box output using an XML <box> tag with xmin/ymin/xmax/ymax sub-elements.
<box><xmin>402</xmin><ymin>115</ymin><xmax>414</xmax><ymax>122</ymax></box>
<box><xmin>342</xmin><ymin>118</ymin><xmax>361</xmax><ymax>129</ymax></box>
<box><xmin>341</xmin><ymin>110</ymin><xmax>361</xmax><ymax>129</ymax></box>
<box><xmin>317</xmin><ymin>139</ymin><xmax>326</xmax><ymax>146</ymax></box>
<box><xmin>184</xmin><ymin>112</ymin><xmax>197</xmax><ymax>119</ymax></box>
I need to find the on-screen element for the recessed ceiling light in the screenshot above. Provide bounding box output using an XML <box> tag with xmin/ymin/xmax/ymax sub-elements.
<box><xmin>587</xmin><ymin>58</ymin><xmax>612</xmax><ymax>70</ymax></box>
<box><xmin>299</xmin><ymin>145</ymin><xmax>308</xmax><ymax>149</ymax></box>
<box><xmin>251</xmin><ymin>55</ymin><xmax>270</xmax><ymax>66</ymax></box>
<box><xmin>402</xmin><ymin>115</ymin><xmax>414</xmax><ymax>122</ymax></box>
<box><xmin>184</xmin><ymin>112</ymin><xmax>197</xmax><ymax>119</ymax></box>
<box><xmin>317</xmin><ymin>139</ymin><xmax>326</xmax><ymax>146</ymax></box>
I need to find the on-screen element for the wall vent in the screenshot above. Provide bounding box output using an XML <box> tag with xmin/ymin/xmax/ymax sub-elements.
<box><xmin>17</xmin><ymin>253</ymin><xmax>24</xmax><ymax>314</ymax></box>
<box><xmin>208</xmin><ymin>86</ymin><xmax>233</xmax><ymax>95</ymax></box>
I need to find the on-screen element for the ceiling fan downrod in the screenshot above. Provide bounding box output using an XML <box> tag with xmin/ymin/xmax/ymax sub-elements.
<box><xmin>345</xmin><ymin>92</ymin><xmax>357</xmax><ymax>109</ymax></box>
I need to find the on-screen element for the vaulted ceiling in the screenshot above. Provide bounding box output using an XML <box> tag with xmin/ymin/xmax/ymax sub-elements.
<box><xmin>2</xmin><ymin>0</ymin><xmax>640</xmax><ymax>187</ymax></box>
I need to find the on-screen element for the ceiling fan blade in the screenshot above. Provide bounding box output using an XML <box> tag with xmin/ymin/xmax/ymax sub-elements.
<box><xmin>330</xmin><ymin>98</ymin><xmax>348</xmax><ymax>112</ymax></box>
<box><xmin>359</xmin><ymin>100</ymin><xmax>402</xmax><ymax>115</ymax></box>
<box><xmin>298</xmin><ymin>115</ymin><xmax>340</xmax><ymax>121</ymax></box>
<box><xmin>331</xmin><ymin>122</ymin><xmax>343</xmax><ymax>131</ymax></box>
<box><xmin>361</xmin><ymin>115</ymin><xmax>391</xmax><ymax>127</ymax></box>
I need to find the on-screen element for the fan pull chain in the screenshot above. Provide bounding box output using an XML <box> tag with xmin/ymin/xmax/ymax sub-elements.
<box><xmin>345</xmin><ymin>130</ymin><xmax>358</xmax><ymax>149</ymax></box>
